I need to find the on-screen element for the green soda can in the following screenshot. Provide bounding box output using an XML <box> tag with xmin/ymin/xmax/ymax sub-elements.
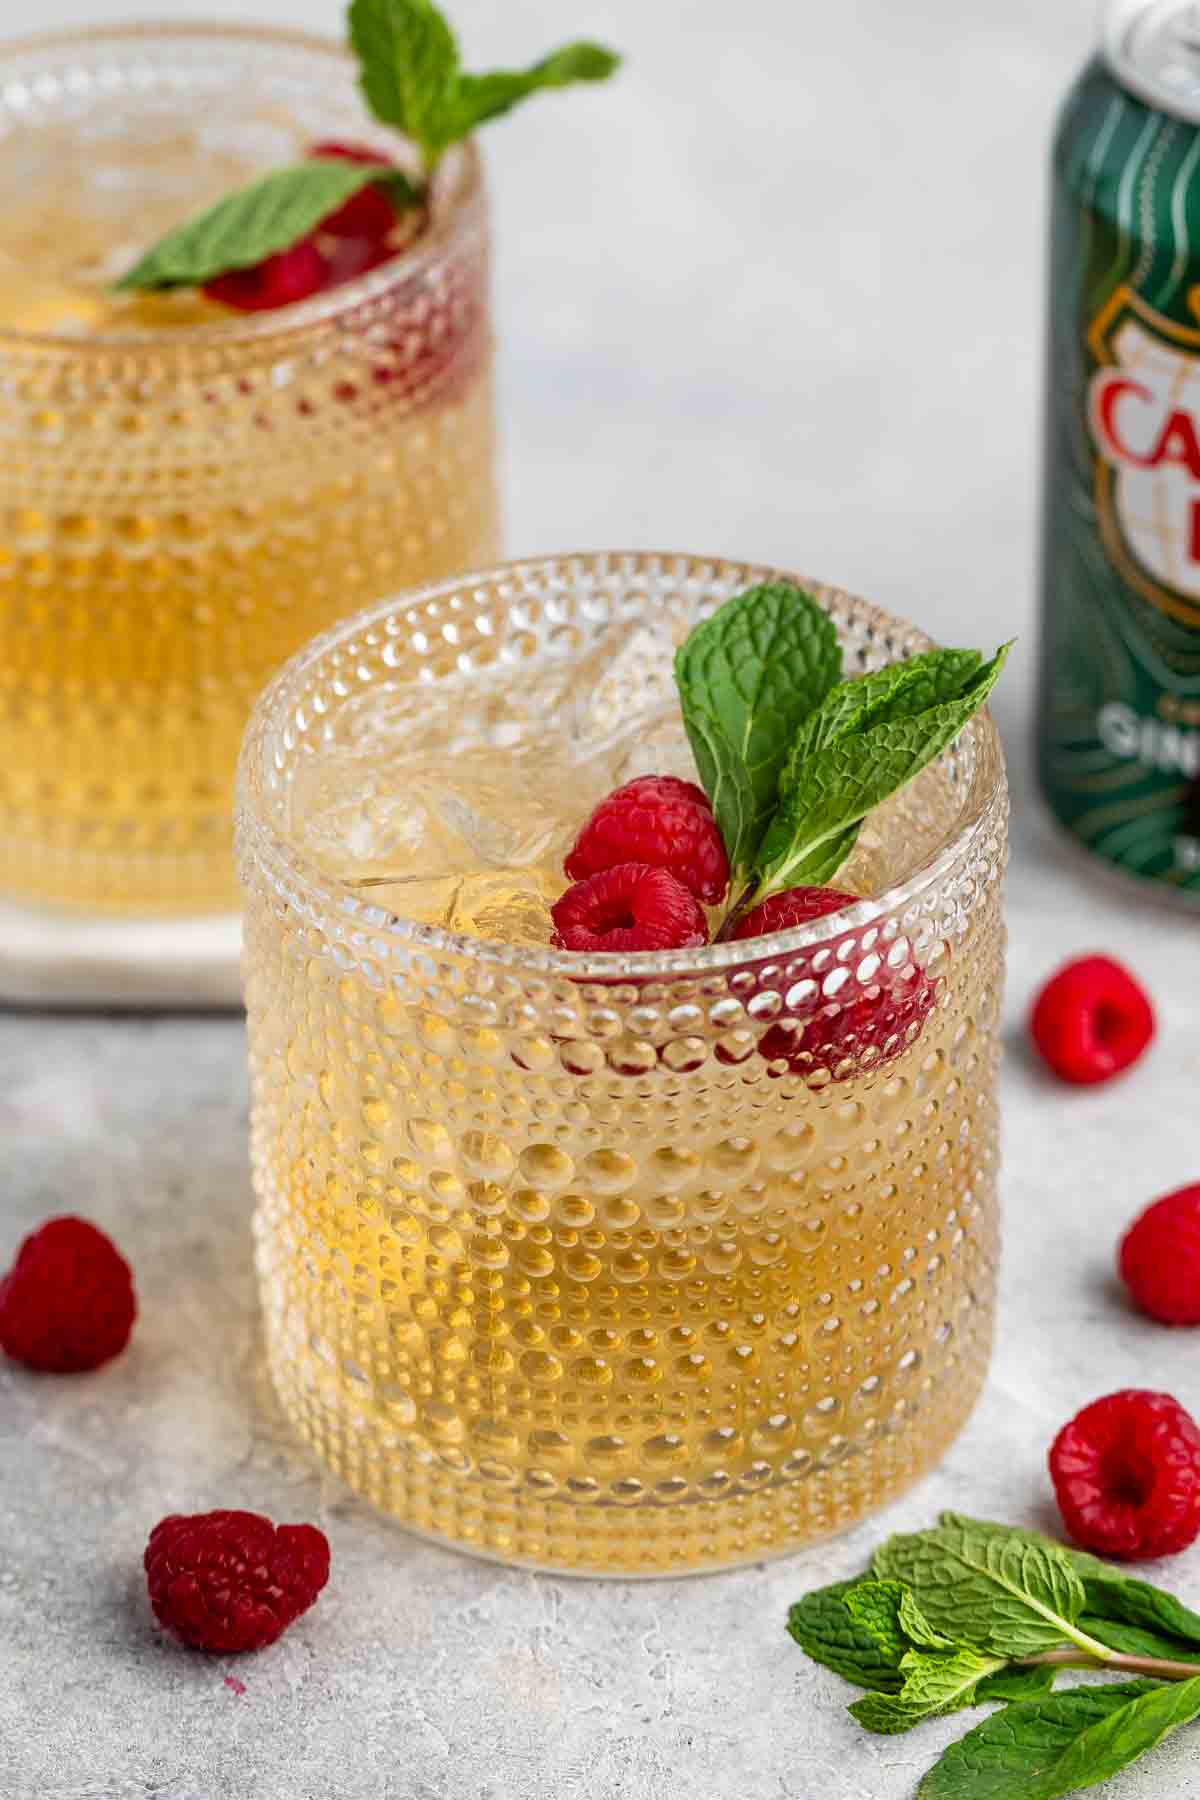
<box><xmin>1038</xmin><ymin>0</ymin><xmax>1200</xmax><ymax>902</ymax></box>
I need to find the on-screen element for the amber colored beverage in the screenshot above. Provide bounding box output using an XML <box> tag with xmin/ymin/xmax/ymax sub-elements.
<box><xmin>237</xmin><ymin>554</ymin><xmax>1008</xmax><ymax>1575</ymax></box>
<box><xmin>0</xmin><ymin>26</ymin><xmax>497</xmax><ymax>914</ymax></box>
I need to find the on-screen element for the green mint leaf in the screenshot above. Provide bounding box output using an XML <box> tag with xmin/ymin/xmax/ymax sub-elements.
<box><xmin>674</xmin><ymin>583</ymin><xmax>842</xmax><ymax>882</ymax></box>
<box><xmin>348</xmin><ymin>0</ymin><xmax>459</xmax><ymax>159</ymax></box>
<box><xmin>1079</xmin><ymin>1615</ymin><xmax>1200</xmax><ymax>1666</ymax></box>
<box><xmin>444</xmin><ymin>44</ymin><xmax>621</xmax><ymax>139</ymax></box>
<box><xmin>1081</xmin><ymin>1574</ymin><xmax>1200</xmax><ymax>1649</ymax></box>
<box><xmin>872</xmin><ymin>1516</ymin><xmax>1092</xmax><ymax>1660</ymax></box>
<box><xmin>751</xmin><ymin>642</ymin><xmax>1010</xmax><ymax>898</ymax></box>
<box><xmin>783</xmin><ymin>648</ymin><xmax>986</xmax><ymax>772</ymax></box>
<box><xmin>921</xmin><ymin>1678</ymin><xmax>1200</xmax><ymax>1800</ymax></box>
<box><xmin>917</xmin><ymin>1682</ymin><xmax>1166</xmax><ymax>1800</ymax></box>
<box><xmin>786</xmin><ymin>1579</ymin><xmax>905</xmax><ymax>1693</ymax></box>
<box><xmin>941</xmin><ymin>1513</ymin><xmax>1065</xmax><ymax>1544</ymax></box>
<box><xmin>760</xmin><ymin>648</ymin><xmax>986</xmax><ymax>888</ymax></box>
<box><xmin>975</xmin><ymin>1665</ymin><xmax>1057</xmax><ymax>1705</ymax></box>
<box><xmin>348</xmin><ymin>0</ymin><xmax>619</xmax><ymax>168</ymax></box>
<box><xmin>845</xmin><ymin>1581</ymin><xmax>956</xmax><ymax>1661</ymax></box>
<box><xmin>901</xmin><ymin>1587</ymin><xmax>960</xmax><ymax>1652</ymax></box>
<box><xmin>378</xmin><ymin>168</ymin><xmax>424</xmax><ymax>210</ymax></box>
<box><xmin>116</xmin><ymin>161</ymin><xmax>399</xmax><ymax>291</ymax></box>
<box><xmin>1027</xmin><ymin>1676</ymin><xmax>1200</xmax><ymax>1800</ymax></box>
<box><xmin>851</xmin><ymin>1648</ymin><xmax>1007</xmax><ymax>1736</ymax></box>
<box><xmin>943</xmin><ymin>1514</ymin><xmax>1200</xmax><ymax>1649</ymax></box>
<box><xmin>844</xmin><ymin>1581</ymin><xmax>915</xmax><ymax>1664</ymax></box>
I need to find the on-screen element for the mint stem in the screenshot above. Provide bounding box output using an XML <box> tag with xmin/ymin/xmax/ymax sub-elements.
<box><xmin>1022</xmin><ymin>1646</ymin><xmax>1200</xmax><ymax>1681</ymax></box>
<box><xmin>715</xmin><ymin>881</ymin><xmax>754</xmax><ymax>942</ymax></box>
<box><xmin>1061</xmin><ymin>1619</ymin><xmax>1124</xmax><ymax>1663</ymax></box>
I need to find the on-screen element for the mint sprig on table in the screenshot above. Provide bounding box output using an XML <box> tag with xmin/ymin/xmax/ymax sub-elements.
<box><xmin>673</xmin><ymin>583</ymin><xmax>1009</xmax><ymax>931</ymax></box>
<box><xmin>118</xmin><ymin>0</ymin><xmax>619</xmax><ymax>292</ymax></box>
<box><xmin>788</xmin><ymin>1512</ymin><xmax>1200</xmax><ymax>1798</ymax></box>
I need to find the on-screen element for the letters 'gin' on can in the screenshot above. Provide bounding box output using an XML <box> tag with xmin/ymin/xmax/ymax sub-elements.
<box><xmin>1038</xmin><ymin>0</ymin><xmax>1200</xmax><ymax>902</ymax></box>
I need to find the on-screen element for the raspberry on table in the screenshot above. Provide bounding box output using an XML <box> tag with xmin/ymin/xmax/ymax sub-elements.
<box><xmin>1048</xmin><ymin>1389</ymin><xmax>1200</xmax><ymax>1560</ymax></box>
<box><xmin>1119</xmin><ymin>1184</ymin><xmax>1200</xmax><ymax>1326</ymax></box>
<box><xmin>732</xmin><ymin>885</ymin><xmax>936</xmax><ymax>1075</ymax></box>
<box><xmin>1029</xmin><ymin>954</ymin><xmax>1155</xmax><ymax>1085</ymax></box>
<box><xmin>0</xmin><ymin>1215</ymin><xmax>136</xmax><ymax>1373</ymax></box>
<box><xmin>565</xmin><ymin>776</ymin><xmax>730</xmax><ymax>905</ymax></box>
<box><xmin>145</xmin><ymin>1510</ymin><xmax>331</xmax><ymax>1653</ymax></box>
<box><xmin>552</xmin><ymin>862</ymin><xmax>709</xmax><ymax>952</ymax></box>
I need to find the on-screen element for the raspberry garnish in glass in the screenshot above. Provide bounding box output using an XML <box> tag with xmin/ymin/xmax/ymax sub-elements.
<box><xmin>236</xmin><ymin>555</ymin><xmax>1010</xmax><ymax>1574</ymax></box>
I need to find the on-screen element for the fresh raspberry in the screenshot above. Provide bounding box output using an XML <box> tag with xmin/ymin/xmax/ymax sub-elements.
<box><xmin>565</xmin><ymin>776</ymin><xmax>729</xmax><ymax>905</ymax></box>
<box><xmin>0</xmin><ymin>1216</ymin><xmax>135</xmax><ymax>1373</ymax></box>
<box><xmin>307</xmin><ymin>140</ymin><xmax>398</xmax><ymax>240</ymax></box>
<box><xmin>203</xmin><ymin>240</ymin><xmax>329</xmax><ymax>313</ymax></box>
<box><xmin>731</xmin><ymin>885</ymin><xmax>858</xmax><ymax>940</ymax></box>
<box><xmin>1029</xmin><ymin>955</ymin><xmax>1154</xmax><ymax>1085</ymax></box>
<box><xmin>732</xmin><ymin>886</ymin><xmax>936</xmax><ymax>1075</ymax></box>
<box><xmin>321</xmin><ymin>234</ymin><xmax>398</xmax><ymax>286</ymax></box>
<box><xmin>1049</xmin><ymin>1389</ymin><xmax>1200</xmax><ymax>1561</ymax></box>
<box><xmin>145</xmin><ymin>1510</ymin><xmax>331</xmax><ymax>1653</ymax></box>
<box><xmin>203</xmin><ymin>143</ymin><xmax>408</xmax><ymax>316</ymax></box>
<box><xmin>1119</xmin><ymin>1185</ymin><xmax>1200</xmax><ymax>1325</ymax></box>
<box><xmin>552</xmin><ymin>862</ymin><xmax>709</xmax><ymax>953</ymax></box>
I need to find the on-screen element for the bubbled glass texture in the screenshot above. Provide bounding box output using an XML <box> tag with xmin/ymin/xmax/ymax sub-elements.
<box><xmin>0</xmin><ymin>28</ymin><xmax>497</xmax><ymax>915</ymax></box>
<box><xmin>238</xmin><ymin>553</ymin><xmax>1009</xmax><ymax>1575</ymax></box>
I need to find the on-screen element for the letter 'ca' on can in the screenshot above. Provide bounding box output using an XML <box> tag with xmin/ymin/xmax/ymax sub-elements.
<box><xmin>1038</xmin><ymin>0</ymin><xmax>1200</xmax><ymax>903</ymax></box>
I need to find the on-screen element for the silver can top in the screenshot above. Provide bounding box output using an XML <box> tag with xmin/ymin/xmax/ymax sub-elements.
<box><xmin>1105</xmin><ymin>0</ymin><xmax>1200</xmax><ymax>120</ymax></box>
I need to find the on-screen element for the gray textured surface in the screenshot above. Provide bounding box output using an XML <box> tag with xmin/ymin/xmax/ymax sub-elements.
<box><xmin>5</xmin><ymin>2</ymin><xmax>1200</xmax><ymax>1798</ymax></box>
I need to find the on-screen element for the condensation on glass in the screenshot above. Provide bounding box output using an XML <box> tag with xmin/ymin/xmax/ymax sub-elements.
<box><xmin>237</xmin><ymin>553</ymin><xmax>1009</xmax><ymax>1576</ymax></box>
<box><xmin>0</xmin><ymin>25</ymin><xmax>498</xmax><ymax>915</ymax></box>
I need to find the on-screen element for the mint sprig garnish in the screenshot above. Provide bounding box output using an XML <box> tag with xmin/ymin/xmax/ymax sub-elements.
<box><xmin>116</xmin><ymin>161</ymin><xmax>419</xmax><ymax>293</ymax></box>
<box><xmin>443</xmin><ymin>46</ymin><xmax>621</xmax><ymax>141</ymax></box>
<box><xmin>119</xmin><ymin>0</ymin><xmax>619</xmax><ymax>293</ymax></box>
<box><xmin>349</xmin><ymin>0</ymin><xmax>460</xmax><ymax>161</ymax></box>
<box><xmin>749</xmin><ymin>643</ymin><xmax>1010</xmax><ymax>901</ymax></box>
<box><xmin>671</xmin><ymin>582</ymin><xmax>1009</xmax><ymax>927</ymax></box>
<box><xmin>350</xmin><ymin>0</ymin><xmax>619</xmax><ymax>167</ymax></box>
<box><xmin>674</xmin><ymin>583</ymin><xmax>842</xmax><ymax>885</ymax></box>
<box><xmin>787</xmin><ymin>1512</ymin><xmax>1200</xmax><ymax>1799</ymax></box>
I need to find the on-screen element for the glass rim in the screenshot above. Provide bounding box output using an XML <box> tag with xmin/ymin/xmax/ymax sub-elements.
<box><xmin>236</xmin><ymin>551</ymin><xmax>1007</xmax><ymax>984</ymax></box>
<box><xmin>0</xmin><ymin>19</ymin><xmax>484</xmax><ymax>356</ymax></box>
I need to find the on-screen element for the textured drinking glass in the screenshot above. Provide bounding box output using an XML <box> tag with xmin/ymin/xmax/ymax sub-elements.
<box><xmin>237</xmin><ymin>553</ymin><xmax>1008</xmax><ymax>1576</ymax></box>
<box><xmin>0</xmin><ymin>25</ymin><xmax>497</xmax><ymax>915</ymax></box>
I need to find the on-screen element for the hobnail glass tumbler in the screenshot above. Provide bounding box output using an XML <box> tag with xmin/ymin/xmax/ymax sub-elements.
<box><xmin>0</xmin><ymin>25</ymin><xmax>497</xmax><ymax>915</ymax></box>
<box><xmin>237</xmin><ymin>553</ymin><xmax>1008</xmax><ymax>1575</ymax></box>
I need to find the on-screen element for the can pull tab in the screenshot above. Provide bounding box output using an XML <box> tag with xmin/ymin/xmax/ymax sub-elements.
<box><xmin>1107</xmin><ymin>0</ymin><xmax>1200</xmax><ymax>117</ymax></box>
